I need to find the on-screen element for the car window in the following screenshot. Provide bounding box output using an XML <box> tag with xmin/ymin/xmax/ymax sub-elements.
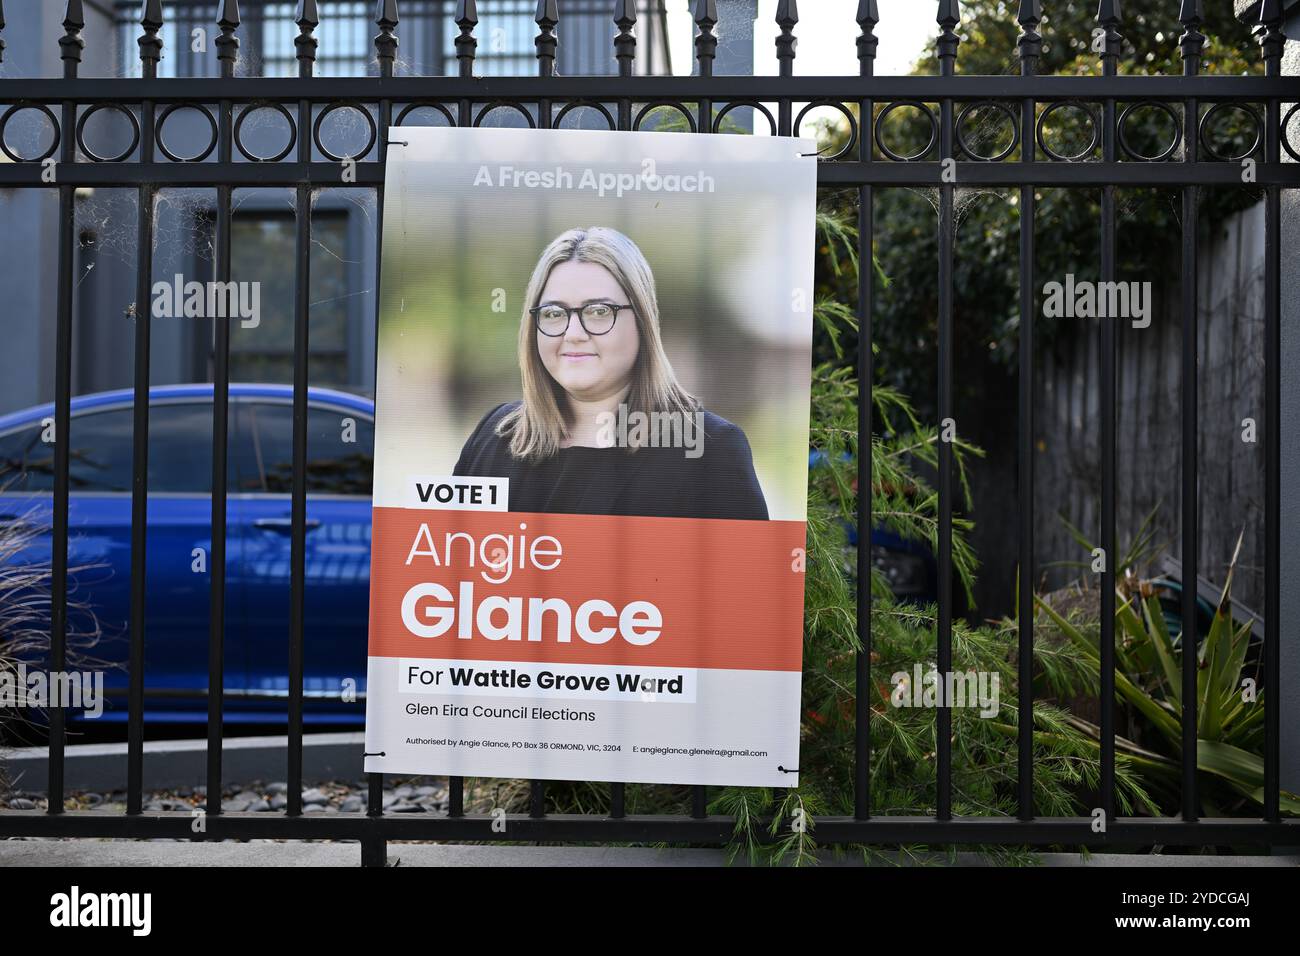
<box><xmin>244</xmin><ymin>402</ymin><xmax>374</xmax><ymax>496</ymax></box>
<box><xmin>0</xmin><ymin>422</ymin><xmax>54</xmax><ymax>492</ymax></box>
<box><xmin>68</xmin><ymin>408</ymin><xmax>135</xmax><ymax>492</ymax></box>
<box><xmin>0</xmin><ymin>401</ymin><xmax>256</xmax><ymax>494</ymax></box>
<box><xmin>150</xmin><ymin>402</ymin><xmax>259</xmax><ymax>493</ymax></box>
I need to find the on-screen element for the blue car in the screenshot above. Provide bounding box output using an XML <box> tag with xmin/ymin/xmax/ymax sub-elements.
<box><xmin>0</xmin><ymin>384</ymin><xmax>375</xmax><ymax>724</ymax></box>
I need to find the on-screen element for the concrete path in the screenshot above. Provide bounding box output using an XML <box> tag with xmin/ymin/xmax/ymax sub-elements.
<box><xmin>2</xmin><ymin>840</ymin><xmax>1296</xmax><ymax>867</ymax></box>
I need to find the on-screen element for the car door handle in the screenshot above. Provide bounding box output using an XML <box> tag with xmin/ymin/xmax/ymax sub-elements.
<box><xmin>254</xmin><ymin>517</ymin><xmax>322</xmax><ymax>532</ymax></box>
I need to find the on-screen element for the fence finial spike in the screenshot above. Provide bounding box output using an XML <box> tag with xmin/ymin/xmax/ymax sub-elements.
<box><xmin>0</xmin><ymin>2</ymin><xmax>6</xmax><ymax>65</ymax></box>
<box><xmin>1177</xmin><ymin>0</ymin><xmax>1204</xmax><ymax>66</ymax></box>
<box><xmin>535</xmin><ymin>0</ymin><xmax>558</xmax><ymax>77</ymax></box>
<box><xmin>694</xmin><ymin>0</ymin><xmax>718</xmax><ymax>77</ymax></box>
<box><xmin>140</xmin><ymin>0</ymin><xmax>164</xmax><ymax>74</ymax></box>
<box><xmin>64</xmin><ymin>0</ymin><xmax>85</xmax><ymax>29</ymax></box>
<box><xmin>1257</xmin><ymin>0</ymin><xmax>1284</xmax><ymax>65</ymax></box>
<box><xmin>215</xmin><ymin>0</ymin><xmax>240</xmax><ymax>74</ymax></box>
<box><xmin>614</xmin><ymin>0</ymin><xmax>637</xmax><ymax>25</ymax></box>
<box><xmin>216</xmin><ymin>0</ymin><xmax>240</xmax><ymax>28</ymax></box>
<box><xmin>1016</xmin><ymin>0</ymin><xmax>1042</xmax><ymax>68</ymax></box>
<box><xmin>1016</xmin><ymin>0</ymin><xmax>1041</xmax><ymax>26</ymax></box>
<box><xmin>61</xmin><ymin>0</ymin><xmax>85</xmax><ymax>74</ymax></box>
<box><xmin>374</xmin><ymin>0</ymin><xmax>398</xmax><ymax>76</ymax></box>
<box><xmin>775</xmin><ymin>0</ymin><xmax>797</xmax><ymax>76</ymax></box>
<box><xmin>296</xmin><ymin>0</ymin><xmax>319</xmax><ymax>76</ymax></box>
<box><xmin>936</xmin><ymin>0</ymin><xmax>960</xmax><ymax>66</ymax></box>
<box><xmin>454</xmin><ymin>0</ymin><xmax>476</xmax><ymax>77</ymax></box>
<box><xmin>857</xmin><ymin>0</ymin><xmax>879</xmax><ymax>73</ymax></box>
<box><xmin>614</xmin><ymin>0</ymin><xmax>636</xmax><ymax>77</ymax></box>
<box><xmin>1096</xmin><ymin>0</ymin><xmax>1121</xmax><ymax>25</ymax></box>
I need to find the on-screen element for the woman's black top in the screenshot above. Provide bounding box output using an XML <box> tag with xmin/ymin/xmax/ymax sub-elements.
<box><xmin>452</xmin><ymin>402</ymin><xmax>769</xmax><ymax>521</ymax></box>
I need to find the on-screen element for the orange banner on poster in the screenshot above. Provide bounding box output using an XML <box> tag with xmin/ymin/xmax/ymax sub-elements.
<box><xmin>366</xmin><ymin>507</ymin><xmax>807</xmax><ymax>672</ymax></box>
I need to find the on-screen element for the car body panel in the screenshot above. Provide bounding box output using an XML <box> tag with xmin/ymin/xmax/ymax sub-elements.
<box><xmin>0</xmin><ymin>384</ymin><xmax>375</xmax><ymax>724</ymax></box>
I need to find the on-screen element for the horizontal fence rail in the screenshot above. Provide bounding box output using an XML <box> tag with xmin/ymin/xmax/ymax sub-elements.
<box><xmin>0</xmin><ymin>0</ymin><xmax>1298</xmax><ymax>865</ymax></box>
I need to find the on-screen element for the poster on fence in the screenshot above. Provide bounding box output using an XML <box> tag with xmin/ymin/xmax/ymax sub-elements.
<box><xmin>362</xmin><ymin>125</ymin><xmax>817</xmax><ymax>787</ymax></box>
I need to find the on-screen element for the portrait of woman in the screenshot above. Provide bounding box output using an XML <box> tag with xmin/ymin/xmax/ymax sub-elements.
<box><xmin>452</xmin><ymin>226</ymin><xmax>769</xmax><ymax>521</ymax></box>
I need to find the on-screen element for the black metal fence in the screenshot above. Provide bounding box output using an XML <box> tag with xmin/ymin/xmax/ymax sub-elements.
<box><xmin>111</xmin><ymin>0</ymin><xmax>670</xmax><ymax>78</ymax></box>
<box><xmin>0</xmin><ymin>0</ymin><xmax>1297</xmax><ymax>866</ymax></box>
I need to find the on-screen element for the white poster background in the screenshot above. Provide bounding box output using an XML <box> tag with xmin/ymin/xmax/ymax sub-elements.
<box><xmin>364</xmin><ymin>126</ymin><xmax>817</xmax><ymax>787</ymax></box>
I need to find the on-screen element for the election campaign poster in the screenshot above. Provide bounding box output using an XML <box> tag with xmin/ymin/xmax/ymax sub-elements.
<box><xmin>363</xmin><ymin>125</ymin><xmax>817</xmax><ymax>787</ymax></box>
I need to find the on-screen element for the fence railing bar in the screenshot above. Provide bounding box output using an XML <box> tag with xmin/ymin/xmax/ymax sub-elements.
<box><xmin>533</xmin><ymin>5</ymin><xmax>553</xmax><ymax>127</ymax></box>
<box><xmin>607</xmin><ymin>1</ymin><xmax>634</xmax><ymax>821</ymax></box>
<box><xmin>1097</xmin><ymin>0</ymin><xmax>1121</xmax><ymax>823</ymax></box>
<box><xmin>615</xmin><ymin>0</ymin><xmax>634</xmax><ymax>134</ymax></box>
<box><xmin>126</xmin><ymin>0</ymin><xmax>165</xmax><ymax>817</ymax></box>
<box><xmin>47</xmin><ymin>0</ymin><xmax>85</xmax><ymax>819</ymax></box>
<box><xmin>206</xmin><ymin>1</ymin><xmax>240</xmax><ymax>819</ymax></box>
<box><xmin>935</xmin><ymin>0</ymin><xmax>959</xmax><ymax>823</ymax></box>
<box><xmin>1178</xmin><ymin>0</ymin><xmax>1204</xmax><ymax>824</ymax></box>
<box><xmin>362</xmin><ymin>0</ymin><xmax>398</xmax><ymax>865</ymax></box>
<box><xmin>1259</xmin><ymin>0</ymin><xmax>1283</xmax><ymax>824</ymax></box>
<box><xmin>693</xmin><ymin>1</ymin><xmax>715</xmax><ymax>130</ymax></box>
<box><xmin>854</xmin><ymin>0</ymin><xmax>878</xmax><ymax>823</ymax></box>
<box><xmin>679</xmin><ymin>0</ymin><xmax>726</xmax><ymax>823</ymax></box>
<box><xmin>526</xmin><ymin>1</ymin><xmax>555</xmax><ymax>819</ymax></box>
<box><xmin>362</xmin><ymin>772</ymin><xmax>385</xmax><ymax>867</ymax></box>
<box><xmin>286</xmin><ymin>0</ymin><xmax>319</xmax><ymax>820</ymax></box>
<box><xmin>775</xmin><ymin>1</ymin><xmax>795</xmax><ymax>136</ymax></box>
<box><xmin>527</xmin><ymin>7</ymin><xmax>551</xmax><ymax>815</ymax></box>
<box><xmin>1</xmin><ymin>162</ymin><xmax>1297</xmax><ymax>190</ymax></box>
<box><xmin>1015</xmin><ymin>0</ymin><xmax>1041</xmax><ymax>823</ymax></box>
<box><xmin>457</xmin><ymin>0</ymin><xmax>473</xmax><ymax>125</ymax></box>
<box><xmin>444</xmin><ymin>3</ymin><xmax>468</xmax><ymax>823</ymax></box>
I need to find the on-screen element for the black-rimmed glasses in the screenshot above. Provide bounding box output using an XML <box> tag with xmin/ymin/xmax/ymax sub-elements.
<box><xmin>530</xmin><ymin>301</ymin><xmax>632</xmax><ymax>337</ymax></box>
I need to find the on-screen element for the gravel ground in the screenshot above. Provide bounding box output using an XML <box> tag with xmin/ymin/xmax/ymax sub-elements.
<box><xmin>0</xmin><ymin>777</ymin><xmax>452</xmax><ymax>814</ymax></box>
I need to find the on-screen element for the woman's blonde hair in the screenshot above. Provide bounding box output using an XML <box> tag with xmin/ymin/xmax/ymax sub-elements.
<box><xmin>498</xmin><ymin>226</ymin><xmax>699</xmax><ymax>461</ymax></box>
